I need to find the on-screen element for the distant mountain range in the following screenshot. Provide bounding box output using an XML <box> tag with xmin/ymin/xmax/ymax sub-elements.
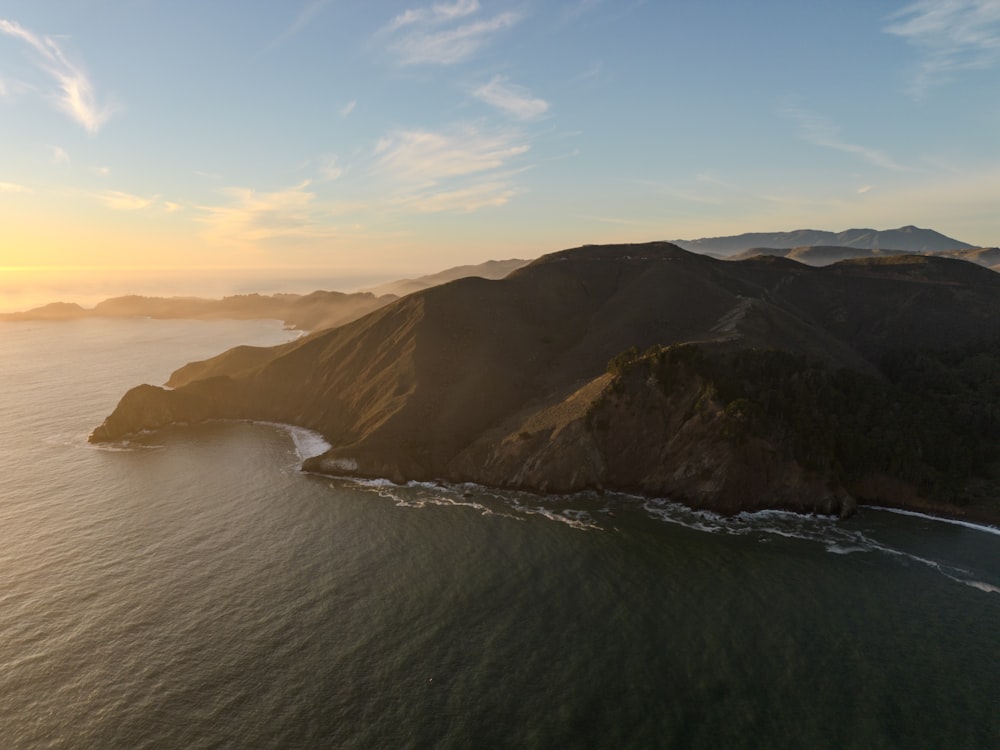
<box><xmin>674</xmin><ymin>225</ymin><xmax>974</xmax><ymax>256</ymax></box>
<box><xmin>0</xmin><ymin>259</ymin><xmax>529</xmax><ymax>330</ymax></box>
<box><xmin>92</xmin><ymin>242</ymin><xmax>1000</xmax><ymax>524</ymax></box>
<box><xmin>6</xmin><ymin>227</ymin><xmax>992</xmax><ymax>329</ymax></box>
<box><xmin>0</xmin><ymin>291</ymin><xmax>390</xmax><ymax>331</ymax></box>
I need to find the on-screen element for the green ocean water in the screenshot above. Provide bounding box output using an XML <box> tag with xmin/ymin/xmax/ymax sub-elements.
<box><xmin>1</xmin><ymin>318</ymin><xmax>998</xmax><ymax>749</ymax></box>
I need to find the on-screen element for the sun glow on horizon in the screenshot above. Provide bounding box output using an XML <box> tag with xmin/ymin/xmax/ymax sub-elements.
<box><xmin>0</xmin><ymin>1</ymin><xmax>997</xmax><ymax>309</ymax></box>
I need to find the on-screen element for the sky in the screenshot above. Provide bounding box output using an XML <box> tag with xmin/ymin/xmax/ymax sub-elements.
<box><xmin>2</xmin><ymin>0</ymin><xmax>1000</xmax><ymax>306</ymax></box>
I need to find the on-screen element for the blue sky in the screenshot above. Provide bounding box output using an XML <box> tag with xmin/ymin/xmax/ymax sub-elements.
<box><xmin>1</xmin><ymin>0</ymin><xmax>999</xmax><ymax>300</ymax></box>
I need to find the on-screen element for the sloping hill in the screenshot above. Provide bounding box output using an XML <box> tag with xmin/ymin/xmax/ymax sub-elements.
<box><xmin>936</xmin><ymin>246</ymin><xmax>1000</xmax><ymax>271</ymax></box>
<box><xmin>92</xmin><ymin>243</ymin><xmax>1000</xmax><ymax>520</ymax></box>
<box><xmin>729</xmin><ymin>244</ymin><xmax>1000</xmax><ymax>270</ymax></box>
<box><xmin>729</xmin><ymin>246</ymin><xmax>910</xmax><ymax>265</ymax></box>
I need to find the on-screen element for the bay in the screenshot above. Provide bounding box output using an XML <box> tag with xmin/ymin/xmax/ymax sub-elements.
<box><xmin>1</xmin><ymin>318</ymin><xmax>998</xmax><ymax>749</ymax></box>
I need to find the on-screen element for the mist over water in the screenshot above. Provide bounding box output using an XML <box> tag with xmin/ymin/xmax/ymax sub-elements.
<box><xmin>1</xmin><ymin>318</ymin><xmax>998</xmax><ymax>748</ymax></box>
<box><xmin>0</xmin><ymin>268</ymin><xmax>398</xmax><ymax>314</ymax></box>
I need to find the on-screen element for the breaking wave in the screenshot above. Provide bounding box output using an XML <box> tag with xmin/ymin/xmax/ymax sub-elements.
<box><xmin>264</xmin><ymin>423</ymin><xmax>331</xmax><ymax>460</ymax></box>
<box><xmin>325</xmin><ymin>479</ymin><xmax>1000</xmax><ymax>595</ymax></box>
<box><xmin>341</xmin><ymin>478</ymin><xmax>600</xmax><ymax>530</ymax></box>
<box><xmin>637</xmin><ymin>497</ymin><xmax>1000</xmax><ymax>596</ymax></box>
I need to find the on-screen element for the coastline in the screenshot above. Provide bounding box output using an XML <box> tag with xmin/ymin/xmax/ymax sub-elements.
<box><xmin>866</xmin><ymin>505</ymin><xmax>1000</xmax><ymax>537</ymax></box>
<box><xmin>253</xmin><ymin>421</ymin><xmax>332</xmax><ymax>461</ymax></box>
<box><xmin>91</xmin><ymin>412</ymin><xmax>1000</xmax><ymax>531</ymax></box>
<box><xmin>299</xmin><ymin>446</ymin><xmax>1000</xmax><ymax>531</ymax></box>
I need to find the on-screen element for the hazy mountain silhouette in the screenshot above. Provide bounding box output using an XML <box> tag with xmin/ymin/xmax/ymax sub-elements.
<box><xmin>0</xmin><ymin>291</ymin><xmax>390</xmax><ymax>330</ymax></box>
<box><xmin>675</xmin><ymin>225</ymin><xmax>973</xmax><ymax>257</ymax></box>
<box><xmin>363</xmin><ymin>258</ymin><xmax>529</xmax><ymax>298</ymax></box>
<box><xmin>2</xmin><ymin>259</ymin><xmax>529</xmax><ymax>330</ymax></box>
<box><xmin>92</xmin><ymin>243</ymin><xmax>1000</xmax><ymax>522</ymax></box>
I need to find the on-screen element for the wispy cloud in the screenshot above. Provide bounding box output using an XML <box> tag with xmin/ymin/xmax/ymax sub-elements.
<box><xmin>268</xmin><ymin>0</ymin><xmax>334</xmax><ymax>49</ymax></box>
<box><xmin>784</xmin><ymin>106</ymin><xmax>910</xmax><ymax>171</ymax></box>
<box><xmin>374</xmin><ymin>125</ymin><xmax>528</xmax><ymax>184</ymax></box>
<box><xmin>92</xmin><ymin>165</ymin><xmax>111</xmax><ymax>177</ymax></box>
<box><xmin>317</xmin><ymin>154</ymin><xmax>344</xmax><ymax>181</ymax></box>
<box><xmin>857</xmin><ymin>184</ymin><xmax>874</xmax><ymax>194</ymax></box>
<box><xmin>93</xmin><ymin>190</ymin><xmax>156</xmax><ymax>211</ymax></box>
<box><xmin>885</xmin><ymin>0</ymin><xmax>1000</xmax><ymax>93</ymax></box>
<box><xmin>82</xmin><ymin>189</ymin><xmax>176</xmax><ymax>213</ymax></box>
<box><xmin>400</xmin><ymin>181</ymin><xmax>518</xmax><ymax>213</ymax></box>
<box><xmin>386</xmin><ymin>0</ymin><xmax>481</xmax><ymax>32</ymax></box>
<box><xmin>373</xmin><ymin>123</ymin><xmax>530</xmax><ymax>212</ymax></box>
<box><xmin>197</xmin><ymin>181</ymin><xmax>354</xmax><ymax>243</ymax></box>
<box><xmin>0</xmin><ymin>18</ymin><xmax>113</xmax><ymax>133</ymax></box>
<box><xmin>340</xmin><ymin>99</ymin><xmax>356</xmax><ymax>118</ymax></box>
<box><xmin>0</xmin><ymin>73</ymin><xmax>31</xmax><ymax>97</ymax></box>
<box><xmin>638</xmin><ymin>176</ymin><xmax>728</xmax><ymax>207</ymax></box>
<box><xmin>49</xmin><ymin>145</ymin><xmax>71</xmax><ymax>166</ymax></box>
<box><xmin>0</xmin><ymin>181</ymin><xmax>30</xmax><ymax>193</ymax></box>
<box><xmin>473</xmin><ymin>75</ymin><xmax>549</xmax><ymax>120</ymax></box>
<box><xmin>380</xmin><ymin>1</ymin><xmax>520</xmax><ymax>65</ymax></box>
<box><xmin>573</xmin><ymin>60</ymin><xmax>606</xmax><ymax>83</ymax></box>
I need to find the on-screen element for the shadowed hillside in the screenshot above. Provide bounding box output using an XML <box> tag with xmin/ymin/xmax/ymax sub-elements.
<box><xmin>728</xmin><ymin>244</ymin><xmax>1000</xmax><ymax>270</ymax></box>
<box><xmin>92</xmin><ymin>243</ymin><xmax>1000</xmax><ymax>521</ymax></box>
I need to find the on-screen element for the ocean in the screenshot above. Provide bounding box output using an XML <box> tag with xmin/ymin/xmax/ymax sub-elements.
<box><xmin>1</xmin><ymin>317</ymin><xmax>998</xmax><ymax>749</ymax></box>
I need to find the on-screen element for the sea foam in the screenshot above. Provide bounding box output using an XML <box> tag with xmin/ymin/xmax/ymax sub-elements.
<box><xmin>256</xmin><ymin>422</ymin><xmax>331</xmax><ymax>460</ymax></box>
<box><xmin>869</xmin><ymin>506</ymin><xmax>1000</xmax><ymax>537</ymax></box>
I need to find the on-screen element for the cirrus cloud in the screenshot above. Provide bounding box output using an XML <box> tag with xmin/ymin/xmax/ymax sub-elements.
<box><xmin>473</xmin><ymin>75</ymin><xmax>550</xmax><ymax>120</ymax></box>
<box><xmin>885</xmin><ymin>0</ymin><xmax>1000</xmax><ymax>94</ymax></box>
<box><xmin>372</xmin><ymin>123</ymin><xmax>531</xmax><ymax>213</ymax></box>
<box><xmin>783</xmin><ymin>106</ymin><xmax>911</xmax><ymax>171</ymax></box>
<box><xmin>386</xmin><ymin>0</ymin><xmax>481</xmax><ymax>32</ymax></box>
<box><xmin>374</xmin><ymin>124</ymin><xmax>529</xmax><ymax>184</ymax></box>
<box><xmin>380</xmin><ymin>1</ymin><xmax>521</xmax><ymax>65</ymax></box>
<box><xmin>0</xmin><ymin>18</ymin><xmax>114</xmax><ymax>133</ymax></box>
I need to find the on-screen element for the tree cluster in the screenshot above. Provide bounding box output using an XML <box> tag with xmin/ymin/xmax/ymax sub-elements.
<box><xmin>606</xmin><ymin>340</ymin><xmax>1000</xmax><ymax>505</ymax></box>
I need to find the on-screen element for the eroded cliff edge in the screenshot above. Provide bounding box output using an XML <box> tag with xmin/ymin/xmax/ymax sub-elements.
<box><xmin>91</xmin><ymin>243</ymin><xmax>1000</xmax><ymax>522</ymax></box>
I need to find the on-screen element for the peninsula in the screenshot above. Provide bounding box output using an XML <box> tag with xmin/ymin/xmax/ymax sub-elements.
<box><xmin>90</xmin><ymin>242</ymin><xmax>1000</xmax><ymax>524</ymax></box>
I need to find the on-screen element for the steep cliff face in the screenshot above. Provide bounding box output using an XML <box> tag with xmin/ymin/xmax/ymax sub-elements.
<box><xmin>89</xmin><ymin>379</ymin><xmax>246</xmax><ymax>442</ymax></box>
<box><xmin>438</xmin><ymin>362</ymin><xmax>855</xmax><ymax>517</ymax></box>
<box><xmin>301</xmin><ymin>358</ymin><xmax>855</xmax><ymax>517</ymax></box>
